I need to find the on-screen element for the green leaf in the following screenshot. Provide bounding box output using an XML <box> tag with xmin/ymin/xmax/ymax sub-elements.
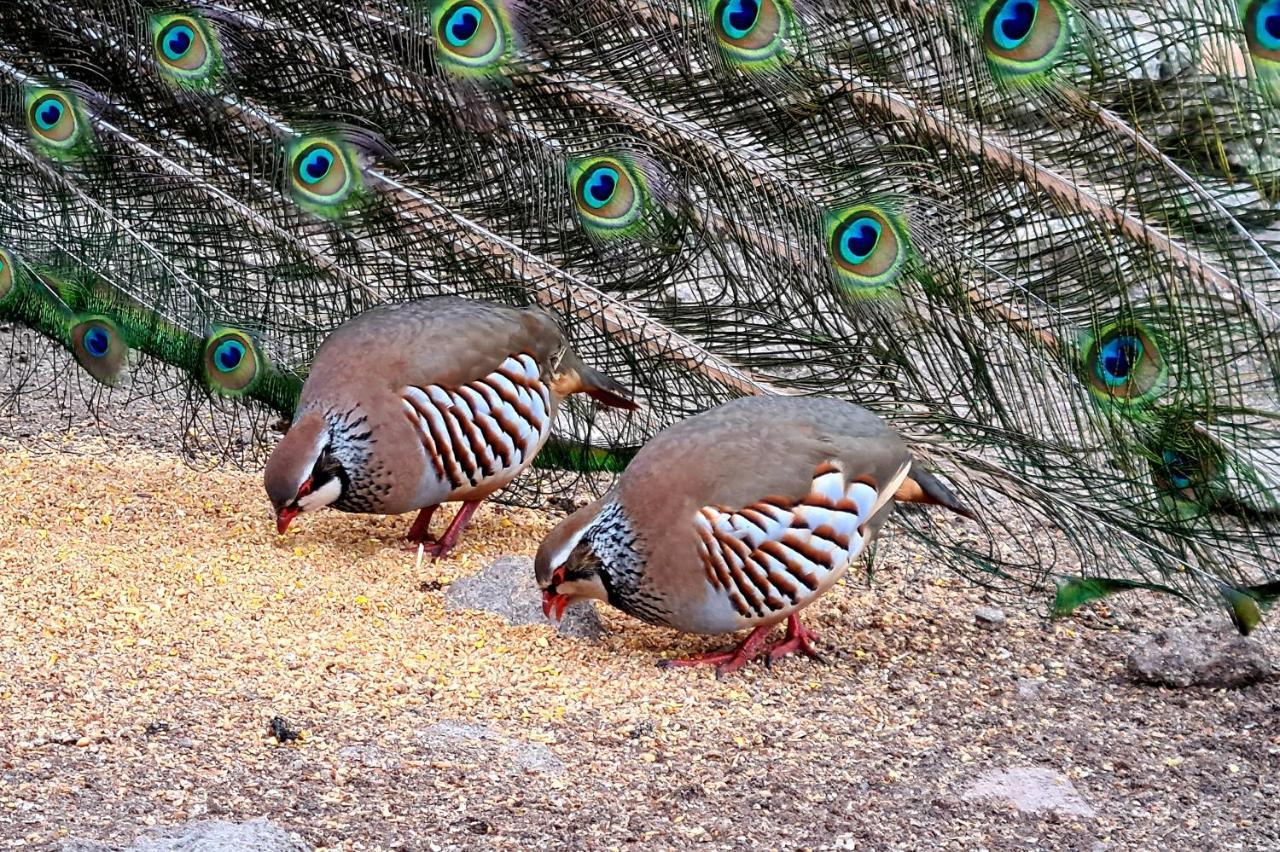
<box><xmin>1218</xmin><ymin>582</ymin><xmax>1280</xmax><ymax>636</ymax></box>
<box><xmin>1051</xmin><ymin>575</ymin><xmax>1189</xmax><ymax>617</ymax></box>
<box><xmin>1219</xmin><ymin>585</ymin><xmax>1263</xmax><ymax>636</ymax></box>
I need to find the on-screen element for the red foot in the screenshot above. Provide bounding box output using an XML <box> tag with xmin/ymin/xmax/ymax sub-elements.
<box><xmin>658</xmin><ymin>614</ymin><xmax>824</xmax><ymax>677</ymax></box>
<box><xmin>412</xmin><ymin>500</ymin><xmax>481</xmax><ymax>560</ymax></box>
<box><xmin>405</xmin><ymin>505</ymin><xmax>439</xmax><ymax>546</ymax></box>
<box><xmin>765</xmin><ymin>616</ymin><xmax>823</xmax><ymax>667</ymax></box>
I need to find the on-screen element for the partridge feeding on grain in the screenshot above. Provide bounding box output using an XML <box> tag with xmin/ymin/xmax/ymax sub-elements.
<box><xmin>536</xmin><ymin>397</ymin><xmax>974</xmax><ymax>675</ymax></box>
<box><xmin>264</xmin><ymin>297</ymin><xmax>636</xmax><ymax>556</ymax></box>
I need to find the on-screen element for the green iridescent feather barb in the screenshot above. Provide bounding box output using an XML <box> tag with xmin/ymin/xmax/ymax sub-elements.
<box><xmin>0</xmin><ymin>0</ymin><xmax>1276</xmax><ymax>626</ymax></box>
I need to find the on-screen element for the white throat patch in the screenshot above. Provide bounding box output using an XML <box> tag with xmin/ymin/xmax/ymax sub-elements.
<box><xmin>298</xmin><ymin>477</ymin><xmax>343</xmax><ymax>513</ymax></box>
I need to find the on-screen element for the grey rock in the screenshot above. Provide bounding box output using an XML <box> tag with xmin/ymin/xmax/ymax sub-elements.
<box><xmin>444</xmin><ymin>555</ymin><xmax>604</xmax><ymax>640</ymax></box>
<box><xmin>1015</xmin><ymin>677</ymin><xmax>1046</xmax><ymax>702</ymax></box>
<box><xmin>62</xmin><ymin>818</ymin><xmax>310</xmax><ymax>852</ymax></box>
<box><xmin>1127</xmin><ymin>616</ymin><xmax>1276</xmax><ymax>689</ymax></box>
<box><xmin>974</xmin><ymin>606</ymin><xmax>1006</xmax><ymax>630</ymax></box>
<box><xmin>416</xmin><ymin>720</ymin><xmax>564</xmax><ymax>775</ymax></box>
<box><xmin>962</xmin><ymin>767</ymin><xmax>1096</xmax><ymax>818</ymax></box>
<box><xmin>337</xmin><ymin>744</ymin><xmax>402</xmax><ymax>771</ymax></box>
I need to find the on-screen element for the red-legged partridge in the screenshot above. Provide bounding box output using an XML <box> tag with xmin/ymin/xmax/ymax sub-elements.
<box><xmin>536</xmin><ymin>396</ymin><xmax>973</xmax><ymax>675</ymax></box>
<box><xmin>264</xmin><ymin>297</ymin><xmax>636</xmax><ymax>556</ymax></box>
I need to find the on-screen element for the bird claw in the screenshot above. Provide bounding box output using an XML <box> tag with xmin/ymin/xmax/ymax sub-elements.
<box><xmin>418</xmin><ymin>540</ymin><xmax>455</xmax><ymax>559</ymax></box>
<box><xmin>402</xmin><ymin>534</ymin><xmax>437</xmax><ymax>553</ymax></box>
<box><xmin>660</xmin><ymin>615</ymin><xmax>824</xmax><ymax>677</ymax></box>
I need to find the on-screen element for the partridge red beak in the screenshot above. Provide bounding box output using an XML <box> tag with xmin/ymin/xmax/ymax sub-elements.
<box><xmin>541</xmin><ymin>588</ymin><xmax>570</xmax><ymax>622</ymax></box>
<box><xmin>276</xmin><ymin>506</ymin><xmax>299</xmax><ymax>535</ymax></box>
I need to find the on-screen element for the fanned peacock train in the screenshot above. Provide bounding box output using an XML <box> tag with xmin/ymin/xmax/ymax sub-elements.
<box><xmin>1</xmin><ymin>0</ymin><xmax>1278</xmax><ymax>628</ymax></box>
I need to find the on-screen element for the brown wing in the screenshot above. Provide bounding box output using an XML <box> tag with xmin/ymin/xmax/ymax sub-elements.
<box><xmin>302</xmin><ymin>297</ymin><xmax>568</xmax><ymax>404</ymax></box>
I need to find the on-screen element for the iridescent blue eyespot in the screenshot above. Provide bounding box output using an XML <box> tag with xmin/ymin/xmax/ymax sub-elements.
<box><xmin>83</xmin><ymin>325</ymin><xmax>110</xmax><ymax>358</ymax></box>
<box><xmin>24</xmin><ymin>89</ymin><xmax>84</xmax><ymax>153</ymax></box>
<box><xmin>583</xmin><ymin>167</ymin><xmax>619</xmax><ymax>209</ymax></box>
<box><xmin>568</xmin><ymin>155</ymin><xmax>651</xmax><ymax>238</ymax></box>
<box><xmin>163</xmin><ymin>24</ymin><xmax>195</xmax><ymax>59</ymax></box>
<box><xmin>288</xmin><ymin>138</ymin><xmax>359</xmax><ymax>212</ymax></box>
<box><xmin>300</xmin><ymin>148</ymin><xmax>334</xmax><ymax>184</ymax></box>
<box><xmin>150</xmin><ymin>14</ymin><xmax>220</xmax><ymax>88</ymax></box>
<box><xmin>34</xmin><ymin>97</ymin><xmax>63</xmax><ymax>130</ymax></box>
<box><xmin>433</xmin><ymin>0</ymin><xmax>506</xmax><ymax>73</ymax></box>
<box><xmin>1242</xmin><ymin>0</ymin><xmax>1280</xmax><ymax>103</ymax></box>
<box><xmin>1161</xmin><ymin>450</ymin><xmax>1195</xmax><ymax>490</ymax></box>
<box><xmin>976</xmin><ymin>0</ymin><xmax>1070</xmax><ymax>81</ymax></box>
<box><xmin>839</xmin><ymin>216</ymin><xmax>882</xmax><ymax>264</ymax></box>
<box><xmin>825</xmin><ymin>204</ymin><xmax>908</xmax><ymax>292</ymax></box>
<box><xmin>992</xmin><ymin>0</ymin><xmax>1037</xmax><ymax>49</ymax></box>
<box><xmin>709</xmin><ymin>0</ymin><xmax>790</xmax><ymax>71</ymax></box>
<box><xmin>1249</xmin><ymin>0</ymin><xmax>1280</xmax><ymax>50</ymax></box>
<box><xmin>721</xmin><ymin>0</ymin><xmax>760</xmax><ymax>38</ymax></box>
<box><xmin>203</xmin><ymin>329</ymin><xmax>261</xmax><ymax>393</ymax></box>
<box><xmin>1095</xmin><ymin>335</ymin><xmax>1142</xmax><ymax>387</ymax></box>
<box><xmin>446</xmin><ymin>5</ymin><xmax>482</xmax><ymax>46</ymax></box>
<box><xmin>213</xmin><ymin>339</ymin><xmax>246</xmax><ymax>372</ymax></box>
<box><xmin>1079</xmin><ymin>321</ymin><xmax>1167</xmax><ymax>406</ymax></box>
<box><xmin>1256</xmin><ymin>0</ymin><xmax>1280</xmax><ymax>50</ymax></box>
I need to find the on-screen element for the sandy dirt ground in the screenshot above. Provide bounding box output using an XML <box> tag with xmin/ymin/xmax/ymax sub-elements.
<box><xmin>0</xmin><ymin>433</ymin><xmax>1277</xmax><ymax>851</ymax></box>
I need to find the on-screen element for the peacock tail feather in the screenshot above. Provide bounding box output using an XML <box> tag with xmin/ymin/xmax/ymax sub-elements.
<box><xmin>1</xmin><ymin>0</ymin><xmax>1277</xmax><ymax>627</ymax></box>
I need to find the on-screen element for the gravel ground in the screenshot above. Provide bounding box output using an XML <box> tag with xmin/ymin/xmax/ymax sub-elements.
<box><xmin>0</xmin><ymin>435</ymin><xmax>1278</xmax><ymax>851</ymax></box>
<box><xmin>3</xmin><ymin>334</ymin><xmax>1279</xmax><ymax>850</ymax></box>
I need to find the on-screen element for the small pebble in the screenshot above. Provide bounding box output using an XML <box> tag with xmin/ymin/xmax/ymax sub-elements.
<box><xmin>974</xmin><ymin>606</ymin><xmax>1006</xmax><ymax>629</ymax></box>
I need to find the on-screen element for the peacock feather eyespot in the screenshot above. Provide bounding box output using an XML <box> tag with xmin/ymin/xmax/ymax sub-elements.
<box><xmin>70</xmin><ymin>315</ymin><xmax>128</xmax><ymax>386</ymax></box>
<box><xmin>287</xmin><ymin>136</ymin><xmax>360</xmax><ymax>213</ymax></box>
<box><xmin>1241</xmin><ymin>0</ymin><xmax>1280</xmax><ymax>101</ymax></box>
<box><xmin>566</xmin><ymin>155</ymin><xmax>650</xmax><ymax>238</ymax></box>
<box><xmin>1149</xmin><ymin>439</ymin><xmax>1226</xmax><ymax>515</ymax></box>
<box><xmin>431</xmin><ymin>0</ymin><xmax>512</xmax><ymax>76</ymax></box>
<box><xmin>1077</xmin><ymin>320</ymin><xmax>1168</xmax><ymax>407</ymax></box>
<box><xmin>974</xmin><ymin>0</ymin><xmax>1072</xmax><ymax>82</ymax></box>
<box><xmin>823</xmin><ymin>204</ymin><xmax>910</xmax><ymax>293</ymax></box>
<box><xmin>708</xmin><ymin>0</ymin><xmax>795</xmax><ymax>72</ymax></box>
<box><xmin>149</xmin><ymin>13</ymin><xmax>222</xmax><ymax>90</ymax></box>
<box><xmin>23</xmin><ymin>88</ymin><xmax>88</xmax><ymax>156</ymax></box>
<box><xmin>202</xmin><ymin>328</ymin><xmax>261</xmax><ymax>394</ymax></box>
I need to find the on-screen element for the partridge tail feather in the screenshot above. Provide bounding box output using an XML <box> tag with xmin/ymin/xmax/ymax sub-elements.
<box><xmin>897</xmin><ymin>464</ymin><xmax>977</xmax><ymax>522</ymax></box>
<box><xmin>558</xmin><ymin>355</ymin><xmax>639</xmax><ymax>411</ymax></box>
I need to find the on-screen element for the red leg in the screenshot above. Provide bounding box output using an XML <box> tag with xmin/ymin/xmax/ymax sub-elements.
<box><xmin>405</xmin><ymin>505</ymin><xmax>438</xmax><ymax>544</ymax></box>
<box><xmin>659</xmin><ymin>615</ymin><xmax>824</xmax><ymax>677</ymax></box>
<box><xmin>420</xmin><ymin>500</ymin><xmax>482</xmax><ymax>558</ymax></box>
<box><xmin>658</xmin><ymin>623</ymin><xmax>776</xmax><ymax>678</ymax></box>
<box><xmin>765</xmin><ymin>614</ymin><xmax>824</xmax><ymax>666</ymax></box>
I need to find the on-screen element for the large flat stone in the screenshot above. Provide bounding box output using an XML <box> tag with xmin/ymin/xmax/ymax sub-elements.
<box><xmin>962</xmin><ymin>767</ymin><xmax>1096</xmax><ymax>818</ymax></box>
<box><xmin>63</xmin><ymin>818</ymin><xmax>310</xmax><ymax>852</ymax></box>
<box><xmin>416</xmin><ymin>720</ymin><xmax>564</xmax><ymax>774</ymax></box>
<box><xmin>1127</xmin><ymin>616</ymin><xmax>1276</xmax><ymax>688</ymax></box>
<box><xmin>444</xmin><ymin>555</ymin><xmax>604</xmax><ymax>639</ymax></box>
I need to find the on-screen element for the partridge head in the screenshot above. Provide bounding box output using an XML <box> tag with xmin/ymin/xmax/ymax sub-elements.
<box><xmin>263</xmin><ymin>411</ymin><xmax>348</xmax><ymax>534</ymax></box>
<box><xmin>536</xmin><ymin>396</ymin><xmax>973</xmax><ymax>675</ymax></box>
